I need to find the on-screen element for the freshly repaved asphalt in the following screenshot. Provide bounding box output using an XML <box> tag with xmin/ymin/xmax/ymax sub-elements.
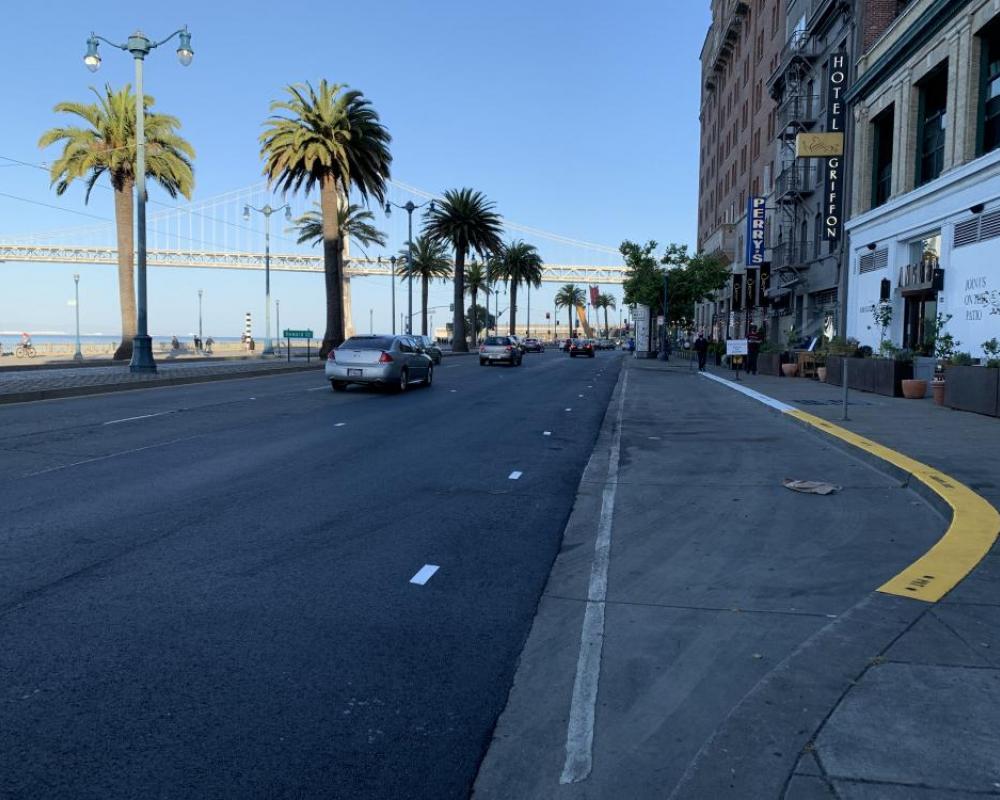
<box><xmin>0</xmin><ymin>349</ymin><xmax>621</xmax><ymax>799</ymax></box>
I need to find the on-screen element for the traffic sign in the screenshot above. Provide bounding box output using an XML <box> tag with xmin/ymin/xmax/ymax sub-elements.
<box><xmin>726</xmin><ymin>339</ymin><xmax>749</xmax><ymax>356</ymax></box>
<box><xmin>283</xmin><ymin>329</ymin><xmax>313</xmax><ymax>339</ymax></box>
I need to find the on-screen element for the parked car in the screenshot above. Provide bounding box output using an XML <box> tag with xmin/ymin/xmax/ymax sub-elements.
<box><xmin>326</xmin><ymin>334</ymin><xmax>433</xmax><ymax>392</ymax></box>
<box><xmin>479</xmin><ymin>335</ymin><xmax>523</xmax><ymax>366</ymax></box>
<box><xmin>411</xmin><ymin>334</ymin><xmax>443</xmax><ymax>364</ymax></box>
<box><xmin>522</xmin><ymin>338</ymin><xmax>545</xmax><ymax>353</ymax></box>
<box><xmin>568</xmin><ymin>339</ymin><xmax>596</xmax><ymax>358</ymax></box>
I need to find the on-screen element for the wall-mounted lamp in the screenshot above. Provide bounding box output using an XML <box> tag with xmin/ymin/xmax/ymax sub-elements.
<box><xmin>970</xmin><ymin>203</ymin><xmax>985</xmax><ymax>215</ymax></box>
<box><xmin>866</xmin><ymin>242</ymin><xmax>877</xmax><ymax>251</ymax></box>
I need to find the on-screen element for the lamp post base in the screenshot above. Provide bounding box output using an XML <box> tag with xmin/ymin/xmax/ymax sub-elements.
<box><xmin>73</xmin><ymin>352</ymin><xmax>84</xmax><ymax>362</ymax></box>
<box><xmin>129</xmin><ymin>335</ymin><xmax>157</xmax><ymax>373</ymax></box>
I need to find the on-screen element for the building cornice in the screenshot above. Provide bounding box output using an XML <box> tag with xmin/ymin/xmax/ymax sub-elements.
<box><xmin>845</xmin><ymin>0</ymin><xmax>965</xmax><ymax>103</ymax></box>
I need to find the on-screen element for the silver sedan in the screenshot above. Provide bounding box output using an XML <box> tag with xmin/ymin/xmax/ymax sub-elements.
<box><xmin>326</xmin><ymin>335</ymin><xmax>434</xmax><ymax>392</ymax></box>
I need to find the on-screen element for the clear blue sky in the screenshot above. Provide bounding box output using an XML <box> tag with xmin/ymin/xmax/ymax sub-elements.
<box><xmin>1</xmin><ymin>0</ymin><xmax>709</xmax><ymax>339</ymax></box>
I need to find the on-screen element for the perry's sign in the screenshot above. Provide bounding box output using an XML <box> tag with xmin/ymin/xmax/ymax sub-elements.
<box><xmin>746</xmin><ymin>196</ymin><xmax>766</xmax><ymax>266</ymax></box>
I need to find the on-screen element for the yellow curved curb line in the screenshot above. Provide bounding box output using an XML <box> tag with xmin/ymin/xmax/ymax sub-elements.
<box><xmin>786</xmin><ymin>409</ymin><xmax>1000</xmax><ymax>603</ymax></box>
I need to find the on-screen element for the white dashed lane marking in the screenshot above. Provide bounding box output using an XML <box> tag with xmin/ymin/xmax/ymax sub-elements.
<box><xmin>409</xmin><ymin>565</ymin><xmax>439</xmax><ymax>585</ymax></box>
<box><xmin>509</xmin><ymin>471</ymin><xmax>523</xmax><ymax>480</ymax></box>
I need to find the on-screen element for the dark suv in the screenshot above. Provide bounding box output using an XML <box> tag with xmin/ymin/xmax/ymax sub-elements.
<box><xmin>568</xmin><ymin>339</ymin><xmax>595</xmax><ymax>358</ymax></box>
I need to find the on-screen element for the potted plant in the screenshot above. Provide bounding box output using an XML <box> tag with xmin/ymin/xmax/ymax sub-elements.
<box><xmin>781</xmin><ymin>326</ymin><xmax>799</xmax><ymax>377</ymax></box>
<box><xmin>816</xmin><ymin>352</ymin><xmax>828</xmax><ymax>382</ymax></box>
<box><xmin>944</xmin><ymin>348</ymin><xmax>1000</xmax><ymax>416</ymax></box>
<box><xmin>897</xmin><ymin>350</ymin><xmax>926</xmax><ymax>398</ymax></box>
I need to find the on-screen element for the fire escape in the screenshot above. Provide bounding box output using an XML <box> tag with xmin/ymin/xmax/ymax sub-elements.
<box><xmin>769</xmin><ymin>29</ymin><xmax>821</xmax><ymax>308</ymax></box>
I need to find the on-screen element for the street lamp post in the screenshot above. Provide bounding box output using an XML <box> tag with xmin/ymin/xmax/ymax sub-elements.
<box><xmin>385</xmin><ymin>199</ymin><xmax>435</xmax><ymax>335</ymax></box>
<box><xmin>389</xmin><ymin>256</ymin><xmax>397</xmax><ymax>334</ymax></box>
<box><xmin>369</xmin><ymin>308</ymin><xmax>374</xmax><ymax>334</ymax></box>
<box><xmin>243</xmin><ymin>203</ymin><xmax>291</xmax><ymax>356</ymax></box>
<box><xmin>73</xmin><ymin>274</ymin><xmax>82</xmax><ymax>361</ymax></box>
<box><xmin>84</xmin><ymin>26</ymin><xmax>194</xmax><ymax>374</ymax></box>
<box><xmin>197</xmin><ymin>289</ymin><xmax>203</xmax><ymax>343</ymax></box>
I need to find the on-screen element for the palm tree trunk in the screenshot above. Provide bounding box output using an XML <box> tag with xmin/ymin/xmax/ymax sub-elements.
<box><xmin>112</xmin><ymin>183</ymin><xmax>137</xmax><ymax>361</ymax></box>
<box><xmin>568</xmin><ymin>307</ymin><xmax>573</xmax><ymax>339</ymax></box>
<box><xmin>509</xmin><ymin>282</ymin><xmax>518</xmax><ymax>336</ymax></box>
<box><xmin>319</xmin><ymin>176</ymin><xmax>344</xmax><ymax>358</ymax></box>
<box><xmin>604</xmin><ymin>307</ymin><xmax>610</xmax><ymax>337</ymax></box>
<box><xmin>453</xmin><ymin>246</ymin><xmax>467</xmax><ymax>351</ymax></box>
<box><xmin>471</xmin><ymin>288</ymin><xmax>478</xmax><ymax>347</ymax></box>
<box><xmin>421</xmin><ymin>275</ymin><xmax>429</xmax><ymax>336</ymax></box>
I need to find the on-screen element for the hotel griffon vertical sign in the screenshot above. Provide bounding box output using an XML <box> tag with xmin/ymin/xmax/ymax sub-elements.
<box><xmin>746</xmin><ymin>196</ymin><xmax>767</xmax><ymax>267</ymax></box>
<box><xmin>824</xmin><ymin>53</ymin><xmax>848</xmax><ymax>241</ymax></box>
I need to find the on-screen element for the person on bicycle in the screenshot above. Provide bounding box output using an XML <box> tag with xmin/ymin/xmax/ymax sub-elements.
<box><xmin>20</xmin><ymin>332</ymin><xmax>32</xmax><ymax>347</ymax></box>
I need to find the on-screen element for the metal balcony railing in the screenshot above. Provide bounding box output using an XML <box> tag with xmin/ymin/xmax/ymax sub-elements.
<box><xmin>777</xmin><ymin>94</ymin><xmax>820</xmax><ymax>131</ymax></box>
<box><xmin>774</xmin><ymin>164</ymin><xmax>820</xmax><ymax>199</ymax></box>
<box><xmin>771</xmin><ymin>240</ymin><xmax>816</xmax><ymax>270</ymax></box>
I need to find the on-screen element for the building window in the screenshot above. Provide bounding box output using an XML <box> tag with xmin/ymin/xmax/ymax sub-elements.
<box><xmin>979</xmin><ymin>20</ymin><xmax>1000</xmax><ymax>155</ymax></box>
<box><xmin>916</xmin><ymin>63</ymin><xmax>948</xmax><ymax>186</ymax></box>
<box><xmin>871</xmin><ymin>105</ymin><xmax>895</xmax><ymax>207</ymax></box>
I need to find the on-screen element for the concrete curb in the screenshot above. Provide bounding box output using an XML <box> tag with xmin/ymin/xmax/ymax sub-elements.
<box><xmin>0</xmin><ymin>364</ymin><xmax>323</xmax><ymax>406</ymax></box>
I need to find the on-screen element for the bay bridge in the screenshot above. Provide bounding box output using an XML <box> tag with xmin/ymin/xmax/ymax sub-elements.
<box><xmin>0</xmin><ymin>176</ymin><xmax>625</xmax><ymax>337</ymax></box>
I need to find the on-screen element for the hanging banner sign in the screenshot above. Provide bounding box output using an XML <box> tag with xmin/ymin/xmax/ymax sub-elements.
<box><xmin>731</xmin><ymin>273</ymin><xmax>744</xmax><ymax>312</ymax></box>
<box><xmin>746</xmin><ymin>196</ymin><xmax>767</xmax><ymax>266</ymax></box>
<box><xmin>824</xmin><ymin>53</ymin><xmax>848</xmax><ymax>242</ymax></box>
<box><xmin>745</xmin><ymin>267</ymin><xmax>758</xmax><ymax>309</ymax></box>
<box><xmin>795</xmin><ymin>132</ymin><xmax>844</xmax><ymax>157</ymax></box>
<box><xmin>759</xmin><ymin>262</ymin><xmax>771</xmax><ymax>308</ymax></box>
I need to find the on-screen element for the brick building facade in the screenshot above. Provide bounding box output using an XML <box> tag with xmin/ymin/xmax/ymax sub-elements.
<box><xmin>696</xmin><ymin>0</ymin><xmax>787</xmax><ymax>339</ymax></box>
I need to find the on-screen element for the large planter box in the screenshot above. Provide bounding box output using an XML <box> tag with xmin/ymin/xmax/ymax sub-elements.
<box><xmin>944</xmin><ymin>366</ymin><xmax>1000</xmax><ymax>417</ymax></box>
<box><xmin>758</xmin><ymin>353</ymin><xmax>781</xmax><ymax>376</ymax></box>
<box><xmin>911</xmin><ymin>356</ymin><xmax>937</xmax><ymax>398</ymax></box>
<box><xmin>825</xmin><ymin>357</ymin><xmax>910</xmax><ymax>397</ymax></box>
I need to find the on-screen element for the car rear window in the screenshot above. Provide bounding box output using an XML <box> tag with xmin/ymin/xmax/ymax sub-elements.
<box><xmin>485</xmin><ymin>337</ymin><xmax>510</xmax><ymax>346</ymax></box>
<box><xmin>340</xmin><ymin>336</ymin><xmax>395</xmax><ymax>350</ymax></box>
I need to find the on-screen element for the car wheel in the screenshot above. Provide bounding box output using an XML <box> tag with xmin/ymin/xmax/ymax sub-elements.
<box><xmin>480</xmin><ymin>359</ymin><xmax>487</xmax><ymax>366</ymax></box>
<box><xmin>424</xmin><ymin>364</ymin><xmax>433</xmax><ymax>387</ymax></box>
<box><xmin>397</xmin><ymin>368</ymin><xmax>409</xmax><ymax>393</ymax></box>
<box><xmin>331</xmin><ymin>380</ymin><xmax>347</xmax><ymax>392</ymax></box>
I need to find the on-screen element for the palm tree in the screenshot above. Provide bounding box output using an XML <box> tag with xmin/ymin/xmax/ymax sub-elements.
<box><xmin>423</xmin><ymin>188</ymin><xmax>503</xmax><ymax>351</ymax></box>
<box><xmin>395</xmin><ymin>235</ymin><xmax>452</xmax><ymax>335</ymax></box>
<box><xmin>260</xmin><ymin>80</ymin><xmax>391</xmax><ymax>357</ymax></box>
<box><xmin>555</xmin><ymin>284</ymin><xmax>586</xmax><ymax>339</ymax></box>
<box><xmin>38</xmin><ymin>84</ymin><xmax>195</xmax><ymax>361</ymax></box>
<box><xmin>291</xmin><ymin>202</ymin><xmax>387</xmax><ymax>256</ymax></box>
<box><xmin>595</xmin><ymin>293</ymin><xmax>617</xmax><ymax>337</ymax></box>
<box><xmin>494</xmin><ymin>240</ymin><xmax>543</xmax><ymax>336</ymax></box>
<box><xmin>464</xmin><ymin>260</ymin><xmax>490</xmax><ymax>347</ymax></box>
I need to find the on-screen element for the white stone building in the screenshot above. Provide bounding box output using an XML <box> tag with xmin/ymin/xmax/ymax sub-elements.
<box><xmin>845</xmin><ymin>0</ymin><xmax>1000</xmax><ymax>358</ymax></box>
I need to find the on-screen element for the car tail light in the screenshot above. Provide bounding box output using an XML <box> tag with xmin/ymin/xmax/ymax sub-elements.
<box><xmin>479</xmin><ymin>345</ymin><xmax>486</xmax><ymax>353</ymax></box>
<box><xmin>379</xmin><ymin>351</ymin><xmax>393</xmax><ymax>364</ymax></box>
<box><xmin>505</xmin><ymin>345</ymin><xmax>512</xmax><ymax>352</ymax></box>
<box><xmin>328</xmin><ymin>350</ymin><xmax>336</xmax><ymax>361</ymax></box>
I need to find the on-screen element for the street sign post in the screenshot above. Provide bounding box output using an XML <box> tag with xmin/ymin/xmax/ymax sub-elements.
<box><xmin>283</xmin><ymin>329</ymin><xmax>314</xmax><ymax>363</ymax></box>
<box><xmin>726</xmin><ymin>338</ymin><xmax>748</xmax><ymax>381</ymax></box>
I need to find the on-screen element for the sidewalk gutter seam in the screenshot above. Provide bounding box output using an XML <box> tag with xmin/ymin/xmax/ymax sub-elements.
<box><xmin>699</xmin><ymin>373</ymin><xmax>1000</xmax><ymax>604</ymax></box>
<box><xmin>559</xmin><ymin>367</ymin><xmax>629</xmax><ymax>785</ymax></box>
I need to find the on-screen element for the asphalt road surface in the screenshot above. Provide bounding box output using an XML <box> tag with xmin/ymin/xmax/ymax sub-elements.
<box><xmin>0</xmin><ymin>349</ymin><xmax>623</xmax><ymax>799</ymax></box>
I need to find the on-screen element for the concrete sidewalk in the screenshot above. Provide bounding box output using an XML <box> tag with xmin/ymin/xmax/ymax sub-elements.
<box><xmin>0</xmin><ymin>359</ymin><xmax>323</xmax><ymax>404</ymax></box>
<box><xmin>474</xmin><ymin>357</ymin><xmax>1000</xmax><ymax>799</ymax></box>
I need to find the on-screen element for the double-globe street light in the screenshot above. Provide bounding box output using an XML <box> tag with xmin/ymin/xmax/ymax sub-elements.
<box><xmin>384</xmin><ymin>199</ymin><xmax>434</xmax><ymax>335</ymax></box>
<box><xmin>243</xmin><ymin>203</ymin><xmax>292</xmax><ymax>356</ymax></box>
<box><xmin>73</xmin><ymin>274</ymin><xmax>82</xmax><ymax>361</ymax></box>
<box><xmin>84</xmin><ymin>26</ymin><xmax>194</xmax><ymax>373</ymax></box>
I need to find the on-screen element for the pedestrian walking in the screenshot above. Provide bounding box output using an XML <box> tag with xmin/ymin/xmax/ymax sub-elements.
<box><xmin>747</xmin><ymin>325</ymin><xmax>763</xmax><ymax>375</ymax></box>
<box><xmin>694</xmin><ymin>331</ymin><xmax>709</xmax><ymax>371</ymax></box>
<box><xmin>204</xmin><ymin>336</ymin><xmax>214</xmax><ymax>354</ymax></box>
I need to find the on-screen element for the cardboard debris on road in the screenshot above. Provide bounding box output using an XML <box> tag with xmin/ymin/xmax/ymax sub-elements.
<box><xmin>782</xmin><ymin>479</ymin><xmax>842</xmax><ymax>496</ymax></box>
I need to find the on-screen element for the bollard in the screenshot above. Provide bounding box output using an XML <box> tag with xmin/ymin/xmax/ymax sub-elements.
<box><xmin>841</xmin><ymin>357</ymin><xmax>849</xmax><ymax>421</ymax></box>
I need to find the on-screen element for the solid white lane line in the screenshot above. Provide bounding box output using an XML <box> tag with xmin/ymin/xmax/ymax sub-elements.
<box><xmin>306</xmin><ymin>386</ymin><xmax>328</xmax><ymax>392</ymax></box>
<box><xmin>561</xmin><ymin>367</ymin><xmax>629</xmax><ymax>785</ymax></box>
<box><xmin>699</xmin><ymin>372</ymin><xmax>795</xmax><ymax>411</ymax></box>
<box><xmin>103</xmin><ymin>411</ymin><xmax>173</xmax><ymax>425</ymax></box>
<box><xmin>509</xmin><ymin>471</ymin><xmax>523</xmax><ymax>480</ymax></box>
<box><xmin>409</xmin><ymin>564</ymin><xmax>439</xmax><ymax>585</ymax></box>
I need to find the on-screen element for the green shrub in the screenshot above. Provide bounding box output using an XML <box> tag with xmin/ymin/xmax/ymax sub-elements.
<box><xmin>951</xmin><ymin>351</ymin><xmax>974</xmax><ymax>366</ymax></box>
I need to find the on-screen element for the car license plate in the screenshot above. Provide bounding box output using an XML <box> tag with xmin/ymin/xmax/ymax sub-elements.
<box><xmin>347</xmin><ymin>368</ymin><xmax>363</xmax><ymax>377</ymax></box>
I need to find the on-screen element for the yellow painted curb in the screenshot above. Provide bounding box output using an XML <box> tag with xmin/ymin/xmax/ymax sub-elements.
<box><xmin>786</xmin><ymin>409</ymin><xmax>1000</xmax><ymax>603</ymax></box>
